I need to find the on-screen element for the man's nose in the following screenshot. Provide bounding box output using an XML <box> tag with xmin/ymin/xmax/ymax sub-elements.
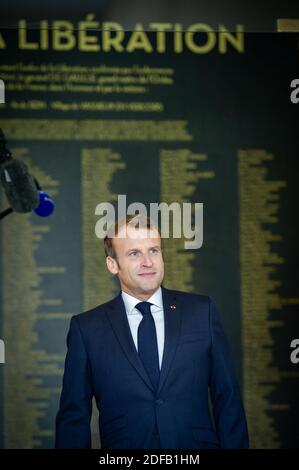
<box><xmin>141</xmin><ymin>253</ymin><xmax>153</xmax><ymax>266</ymax></box>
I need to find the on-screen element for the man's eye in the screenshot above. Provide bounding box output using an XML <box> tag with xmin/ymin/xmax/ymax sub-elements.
<box><xmin>150</xmin><ymin>248</ymin><xmax>159</xmax><ymax>254</ymax></box>
<box><xmin>129</xmin><ymin>251</ymin><xmax>138</xmax><ymax>257</ymax></box>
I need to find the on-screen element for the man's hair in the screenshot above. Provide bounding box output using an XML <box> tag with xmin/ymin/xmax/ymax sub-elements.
<box><xmin>104</xmin><ymin>215</ymin><xmax>160</xmax><ymax>259</ymax></box>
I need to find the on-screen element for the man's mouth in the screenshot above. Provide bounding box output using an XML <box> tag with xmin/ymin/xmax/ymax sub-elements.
<box><xmin>138</xmin><ymin>272</ymin><xmax>156</xmax><ymax>277</ymax></box>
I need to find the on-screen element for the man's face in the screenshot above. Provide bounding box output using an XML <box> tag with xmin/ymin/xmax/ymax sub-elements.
<box><xmin>106</xmin><ymin>225</ymin><xmax>164</xmax><ymax>300</ymax></box>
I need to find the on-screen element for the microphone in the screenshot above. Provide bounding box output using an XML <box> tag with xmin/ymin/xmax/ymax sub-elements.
<box><xmin>0</xmin><ymin>158</ymin><xmax>40</xmax><ymax>213</ymax></box>
<box><xmin>33</xmin><ymin>179</ymin><xmax>55</xmax><ymax>217</ymax></box>
<box><xmin>0</xmin><ymin>128</ymin><xmax>54</xmax><ymax>219</ymax></box>
<box><xmin>0</xmin><ymin>128</ymin><xmax>39</xmax><ymax>213</ymax></box>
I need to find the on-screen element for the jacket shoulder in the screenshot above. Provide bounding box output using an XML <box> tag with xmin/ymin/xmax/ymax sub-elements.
<box><xmin>163</xmin><ymin>287</ymin><xmax>211</xmax><ymax>305</ymax></box>
<box><xmin>71</xmin><ymin>295</ymin><xmax>119</xmax><ymax>328</ymax></box>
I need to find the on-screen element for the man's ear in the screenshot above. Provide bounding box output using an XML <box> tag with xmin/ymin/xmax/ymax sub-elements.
<box><xmin>106</xmin><ymin>256</ymin><xmax>119</xmax><ymax>275</ymax></box>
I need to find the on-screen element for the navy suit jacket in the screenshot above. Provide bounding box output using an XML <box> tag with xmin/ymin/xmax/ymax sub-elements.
<box><xmin>55</xmin><ymin>287</ymin><xmax>249</xmax><ymax>449</ymax></box>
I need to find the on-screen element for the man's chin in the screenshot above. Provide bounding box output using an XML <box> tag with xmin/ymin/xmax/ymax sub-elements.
<box><xmin>137</xmin><ymin>279</ymin><xmax>161</xmax><ymax>294</ymax></box>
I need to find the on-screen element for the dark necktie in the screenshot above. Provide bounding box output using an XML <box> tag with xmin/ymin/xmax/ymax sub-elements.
<box><xmin>136</xmin><ymin>301</ymin><xmax>160</xmax><ymax>391</ymax></box>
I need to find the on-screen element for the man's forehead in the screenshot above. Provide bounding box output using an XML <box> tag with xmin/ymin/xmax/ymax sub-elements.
<box><xmin>115</xmin><ymin>225</ymin><xmax>160</xmax><ymax>240</ymax></box>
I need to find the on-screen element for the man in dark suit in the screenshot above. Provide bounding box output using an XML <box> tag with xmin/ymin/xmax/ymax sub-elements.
<box><xmin>55</xmin><ymin>215</ymin><xmax>249</xmax><ymax>449</ymax></box>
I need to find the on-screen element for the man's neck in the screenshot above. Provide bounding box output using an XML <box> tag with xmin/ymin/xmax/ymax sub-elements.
<box><xmin>121</xmin><ymin>286</ymin><xmax>160</xmax><ymax>302</ymax></box>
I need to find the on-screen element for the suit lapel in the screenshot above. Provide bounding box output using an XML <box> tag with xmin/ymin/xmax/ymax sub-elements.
<box><xmin>105</xmin><ymin>287</ymin><xmax>182</xmax><ymax>395</ymax></box>
<box><xmin>157</xmin><ymin>286</ymin><xmax>181</xmax><ymax>394</ymax></box>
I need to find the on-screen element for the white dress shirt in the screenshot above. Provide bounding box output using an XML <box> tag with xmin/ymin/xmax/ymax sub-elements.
<box><xmin>121</xmin><ymin>287</ymin><xmax>165</xmax><ymax>370</ymax></box>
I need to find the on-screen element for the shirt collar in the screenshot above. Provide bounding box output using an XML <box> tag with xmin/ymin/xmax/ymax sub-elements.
<box><xmin>121</xmin><ymin>286</ymin><xmax>163</xmax><ymax>315</ymax></box>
